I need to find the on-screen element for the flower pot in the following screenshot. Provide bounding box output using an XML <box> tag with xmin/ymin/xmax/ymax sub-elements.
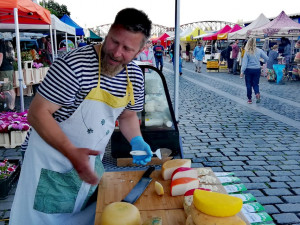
<box><xmin>0</xmin><ymin>159</ymin><xmax>21</xmax><ymax>199</ymax></box>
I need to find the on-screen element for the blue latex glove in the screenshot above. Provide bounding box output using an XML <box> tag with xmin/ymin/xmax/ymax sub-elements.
<box><xmin>130</xmin><ymin>136</ymin><xmax>153</xmax><ymax>165</ymax></box>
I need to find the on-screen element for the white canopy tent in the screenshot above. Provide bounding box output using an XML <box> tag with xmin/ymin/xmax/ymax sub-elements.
<box><xmin>228</xmin><ymin>13</ymin><xmax>270</xmax><ymax>40</ymax></box>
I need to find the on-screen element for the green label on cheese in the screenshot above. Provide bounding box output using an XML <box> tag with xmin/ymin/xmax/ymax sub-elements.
<box><xmin>242</xmin><ymin>202</ymin><xmax>265</xmax><ymax>213</ymax></box>
<box><xmin>243</xmin><ymin>212</ymin><xmax>273</xmax><ymax>224</ymax></box>
<box><xmin>218</xmin><ymin>176</ymin><xmax>241</xmax><ymax>184</ymax></box>
<box><xmin>223</xmin><ymin>184</ymin><xmax>247</xmax><ymax>193</ymax></box>
<box><xmin>230</xmin><ymin>193</ymin><xmax>256</xmax><ymax>203</ymax></box>
<box><xmin>214</xmin><ymin>172</ymin><xmax>235</xmax><ymax>177</ymax></box>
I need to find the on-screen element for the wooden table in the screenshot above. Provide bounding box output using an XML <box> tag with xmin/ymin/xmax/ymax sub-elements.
<box><xmin>95</xmin><ymin>169</ymin><xmax>250</xmax><ymax>225</ymax></box>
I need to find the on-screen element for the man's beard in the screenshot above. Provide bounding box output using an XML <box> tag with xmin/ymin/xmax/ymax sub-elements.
<box><xmin>100</xmin><ymin>47</ymin><xmax>124</xmax><ymax>77</ymax></box>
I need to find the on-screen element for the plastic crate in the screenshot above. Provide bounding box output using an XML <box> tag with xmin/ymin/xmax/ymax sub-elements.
<box><xmin>0</xmin><ymin>159</ymin><xmax>21</xmax><ymax>199</ymax></box>
<box><xmin>10</xmin><ymin>131</ymin><xmax>28</xmax><ymax>148</ymax></box>
<box><xmin>0</xmin><ymin>133</ymin><xmax>10</xmax><ymax>148</ymax></box>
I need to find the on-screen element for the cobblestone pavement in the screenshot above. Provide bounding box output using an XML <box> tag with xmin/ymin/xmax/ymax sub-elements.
<box><xmin>0</xmin><ymin>58</ymin><xmax>300</xmax><ymax>224</ymax></box>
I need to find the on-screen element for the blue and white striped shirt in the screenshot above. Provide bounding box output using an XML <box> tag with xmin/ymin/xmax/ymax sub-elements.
<box><xmin>22</xmin><ymin>45</ymin><xmax>144</xmax><ymax>150</ymax></box>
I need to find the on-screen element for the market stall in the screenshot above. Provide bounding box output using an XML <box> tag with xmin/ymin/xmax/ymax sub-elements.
<box><xmin>180</xmin><ymin>27</ymin><xmax>205</xmax><ymax>42</ymax></box>
<box><xmin>0</xmin><ymin>0</ymin><xmax>51</xmax><ymax>112</ymax></box>
<box><xmin>249</xmin><ymin>11</ymin><xmax>300</xmax><ymax>82</ymax></box>
<box><xmin>217</xmin><ymin>24</ymin><xmax>242</xmax><ymax>40</ymax></box>
<box><xmin>203</xmin><ymin>25</ymin><xmax>231</xmax><ymax>41</ymax></box>
<box><xmin>228</xmin><ymin>13</ymin><xmax>270</xmax><ymax>40</ymax></box>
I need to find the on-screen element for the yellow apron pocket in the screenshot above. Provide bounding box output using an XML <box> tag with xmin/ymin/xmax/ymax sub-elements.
<box><xmin>81</xmin><ymin>155</ymin><xmax>105</xmax><ymax>210</ymax></box>
<box><xmin>33</xmin><ymin>168</ymin><xmax>82</xmax><ymax>214</ymax></box>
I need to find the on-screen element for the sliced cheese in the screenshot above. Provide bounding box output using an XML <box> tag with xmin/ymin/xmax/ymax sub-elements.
<box><xmin>162</xmin><ymin>159</ymin><xmax>191</xmax><ymax>180</ymax></box>
<box><xmin>154</xmin><ymin>181</ymin><xmax>164</xmax><ymax>196</ymax></box>
<box><xmin>171</xmin><ymin>177</ymin><xmax>199</xmax><ymax>196</ymax></box>
<box><xmin>171</xmin><ymin>167</ymin><xmax>198</xmax><ymax>181</ymax></box>
<box><xmin>193</xmin><ymin>189</ymin><xmax>243</xmax><ymax>217</ymax></box>
<box><xmin>100</xmin><ymin>202</ymin><xmax>141</xmax><ymax>225</ymax></box>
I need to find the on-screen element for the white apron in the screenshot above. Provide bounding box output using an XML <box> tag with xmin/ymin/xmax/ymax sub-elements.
<box><xmin>9</xmin><ymin>46</ymin><xmax>135</xmax><ymax>225</ymax></box>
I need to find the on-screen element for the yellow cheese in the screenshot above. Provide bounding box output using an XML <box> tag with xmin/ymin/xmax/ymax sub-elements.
<box><xmin>193</xmin><ymin>189</ymin><xmax>242</xmax><ymax>217</ymax></box>
<box><xmin>190</xmin><ymin>205</ymin><xmax>246</xmax><ymax>225</ymax></box>
<box><xmin>154</xmin><ymin>181</ymin><xmax>164</xmax><ymax>196</ymax></box>
<box><xmin>100</xmin><ymin>202</ymin><xmax>141</xmax><ymax>225</ymax></box>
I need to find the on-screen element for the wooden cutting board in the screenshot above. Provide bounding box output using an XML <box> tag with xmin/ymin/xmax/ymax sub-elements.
<box><xmin>95</xmin><ymin>169</ymin><xmax>250</xmax><ymax>225</ymax></box>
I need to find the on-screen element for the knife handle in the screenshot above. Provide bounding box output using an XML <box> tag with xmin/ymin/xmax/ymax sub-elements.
<box><xmin>142</xmin><ymin>166</ymin><xmax>155</xmax><ymax>178</ymax></box>
<box><xmin>130</xmin><ymin>150</ymin><xmax>148</xmax><ymax>156</ymax></box>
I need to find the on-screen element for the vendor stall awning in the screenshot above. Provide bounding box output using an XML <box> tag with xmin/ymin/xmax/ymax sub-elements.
<box><xmin>0</xmin><ymin>0</ymin><xmax>51</xmax><ymax>24</ymax></box>
<box><xmin>60</xmin><ymin>14</ymin><xmax>84</xmax><ymax>36</ymax></box>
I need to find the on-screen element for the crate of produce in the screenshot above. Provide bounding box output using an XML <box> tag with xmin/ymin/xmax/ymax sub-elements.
<box><xmin>0</xmin><ymin>159</ymin><xmax>21</xmax><ymax>199</ymax></box>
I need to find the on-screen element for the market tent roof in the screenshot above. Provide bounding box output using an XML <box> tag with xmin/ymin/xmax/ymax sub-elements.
<box><xmin>0</xmin><ymin>0</ymin><xmax>51</xmax><ymax>24</ymax></box>
<box><xmin>180</xmin><ymin>27</ymin><xmax>206</xmax><ymax>41</ymax></box>
<box><xmin>51</xmin><ymin>14</ymin><xmax>75</xmax><ymax>35</ymax></box>
<box><xmin>194</xmin><ymin>31</ymin><xmax>216</xmax><ymax>39</ymax></box>
<box><xmin>228</xmin><ymin>13</ymin><xmax>270</xmax><ymax>39</ymax></box>
<box><xmin>217</xmin><ymin>24</ymin><xmax>242</xmax><ymax>40</ymax></box>
<box><xmin>86</xmin><ymin>29</ymin><xmax>103</xmax><ymax>41</ymax></box>
<box><xmin>60</xmin><ymin>14</ymin><xmax>84</xmax><ymax>36</ymax></box>
<box><xmin>152</xmin><ymin>32</ymin><xmax>171</xmax><ymax>48</ymax></box>
<box><xmin>249</xmin><ymin>11</ymin><xmax>300</xmax><ymax>37</ymax></box>
<box><xmin>203</xmin><ymin>25</ymin><xmax>231</xmax><ymax>40</ymax></box>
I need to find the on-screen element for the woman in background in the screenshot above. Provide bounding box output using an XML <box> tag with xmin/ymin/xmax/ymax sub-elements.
<box><xmin>240</xmin><ymin>38</ymin><xmax>268</xmax><ymax>104</ymax></box>
<box><xmin>136</xmin><ymin>40</ymin><xmax>155</xmax><ymax>67</ymax></box>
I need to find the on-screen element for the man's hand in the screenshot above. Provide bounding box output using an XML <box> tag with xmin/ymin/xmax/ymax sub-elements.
<box><xmin>67</xmin><ymin>148</ymin><xmax>100</xmax><ymax>185</ymax></box>
<box><xmin>130</xmin><ymin>136</ymin><xmax>153</xmax><ymax>165</ymax></box>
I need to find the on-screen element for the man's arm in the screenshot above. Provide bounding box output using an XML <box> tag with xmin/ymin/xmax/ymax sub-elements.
<box><xmin>118</xmin><ymin>109</ymin><xmax>141</xmax><ymax>142</ymax></box>
<box><xmin>28</xmin><ymin>94</ymin><xmax>100</xmax><ymax>185</ymax></box>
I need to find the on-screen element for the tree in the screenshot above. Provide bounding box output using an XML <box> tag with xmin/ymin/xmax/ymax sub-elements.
<box><xmin>39</xmin><ymin>0</ymin><xmax>71</xmax><ymax>19</ymax></box>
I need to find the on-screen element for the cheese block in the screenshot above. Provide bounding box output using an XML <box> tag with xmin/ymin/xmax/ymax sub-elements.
<box><xmin>162</xmin><ymin>159</ymin><xmax>191</xmax><ymax>180</ymax></box>
<box><xmin>190</xmin><ymin>204</ymin><xmax>246</xmax><ymax>225</ymax></box>
<box><xmin>193</xmin><ymin>189</ymin><xmax>243</xmax><ymax>217</ymax></box>
<box><xmin>171</xmin><ymin>177</ymin><xmax>199</xmax><ymax>196</ymax></box>
<box><xmin>171</xmin><ymin>167</ymin><xmax>198</xmax><ymax>181</ymax></box>
<box><xmin>100</xmin><ymin>202</ymin><xmax>141</xmax><ymax>225</ymax></box>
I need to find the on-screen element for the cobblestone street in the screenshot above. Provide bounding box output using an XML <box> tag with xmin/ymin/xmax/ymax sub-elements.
<box><xmin>1</xmin><ymin>58</ymin><xmax>300</xmax><ymax>224</ymax></box>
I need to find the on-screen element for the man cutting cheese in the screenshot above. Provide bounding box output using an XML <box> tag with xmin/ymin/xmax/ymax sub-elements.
<box><xmin>10</xmin><ymin>8</ymin><xmax>153</xmax><ymax>225</ymax></box>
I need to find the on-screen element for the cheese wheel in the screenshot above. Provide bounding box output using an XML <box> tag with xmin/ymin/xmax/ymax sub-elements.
<box><xmin>190</xmin><ymin>204</ymin><xmax>246</xmax><ymax>225</ymax></box>
<box><xmin>185</xmin><ymin>215</ymin><xmax>196</xmax><ymax>225</ymax></box>
<box><xmin>100</xmin><ymin>202</ymin><xmax>141</xmax><ymax>225</ymax></box>
<box><xmin>162</xmin><ymin>159</ymin><xmax>191</xmax><ymax>180</ymax></box>
<box><xmin>193</xmin><ymin>189</ymin><xmax>243</xmax><ymax>217</ymax></box>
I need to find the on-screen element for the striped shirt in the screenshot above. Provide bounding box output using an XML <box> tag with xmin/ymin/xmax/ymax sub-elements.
<box><xmin>22</xmin><ymin>45</ymin><xmax>145</xmax><ymax>150</ymax></box>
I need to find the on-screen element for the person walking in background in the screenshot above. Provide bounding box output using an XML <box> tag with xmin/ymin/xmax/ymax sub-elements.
<box><xmin>136</xmin><ymin>40</ymin><xmax>155</xmax><ymax>66</ymax></box>
<box><xmin>232</xmin><ymin>39</ymin><xmax>240</xmax><ymax>75</ymax></box>
<box><xmin>153</xmin><ymin>39</ymin><xmax>164</xmax><ymax>71</ymax></box>
<box><xmin>226</xmin><ymin>42</ymin><xmax>234</xmax><ymax>73</ymax></box>
<box><xmin>241</xmin><ymin>37</ymin><xmax>268</xmax><ymax>104</ymax></box>
<box><xmin>171</xmin><ymin>41</ymin><xmax>183</xmax><ymax>75</ymax></box>
<box><xmin>239</xmin><ymin>40</ymin><xmax>247</xmax><ymax>78</ymax></box>
<box><xmin>266</xmin><ymin>45</ymin><xmax>279</xmax><ymax>82</ymax></box>
<box><xmin>193</xmin><ymin>41</ymin><xmax>205</xmax><ymax>73</ymax></box>
<box><xmin>185</xmin><ymin>42</ymin><xmax>191</xmax><ymax>61</ymax></box>
<box><xmin>0</xmin><ymin>38</ymin><xmax>16</xmax><ymax>111</ymax></box>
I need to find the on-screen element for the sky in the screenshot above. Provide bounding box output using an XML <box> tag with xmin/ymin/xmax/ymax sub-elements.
<box><xmin>54</xmin><ymin>0</ymin><xmax>300</xmax><ymax>29</ymax></box>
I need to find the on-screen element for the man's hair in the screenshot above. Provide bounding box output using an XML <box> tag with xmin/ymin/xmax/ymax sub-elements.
<box><xmin>111</xmin><ymin>8</ymin><xmax>152</xmax><ymax>46</ymax></box>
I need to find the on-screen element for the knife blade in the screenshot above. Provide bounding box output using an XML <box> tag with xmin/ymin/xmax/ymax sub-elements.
<box><xmin>121</xmin><ymin>166</ymin><xmax>155</xmax><ymax>204</ymax></box>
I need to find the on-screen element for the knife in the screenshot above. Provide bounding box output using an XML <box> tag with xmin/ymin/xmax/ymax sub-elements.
<box><xmin>121</xmin><ymin>166</ymin><xmax>155</xmax><ymax>204</ymax></box>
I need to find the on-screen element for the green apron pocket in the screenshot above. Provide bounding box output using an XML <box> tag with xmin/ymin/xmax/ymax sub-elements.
<box><xmin>33</xmin><ymin>168</ymin><xmax>82</xmax><ymax>214</ymax></box>
<box><xmin>81</xmin><ymin>155</ymin><xmax>105</xmax><ymax>210</ymax></box>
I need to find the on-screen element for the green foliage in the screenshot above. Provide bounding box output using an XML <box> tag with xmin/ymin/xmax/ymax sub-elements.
<box><xmin>39</xmin><ymin>0</ymin><xmax>71</xmax><ymax>19</ymax></box>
